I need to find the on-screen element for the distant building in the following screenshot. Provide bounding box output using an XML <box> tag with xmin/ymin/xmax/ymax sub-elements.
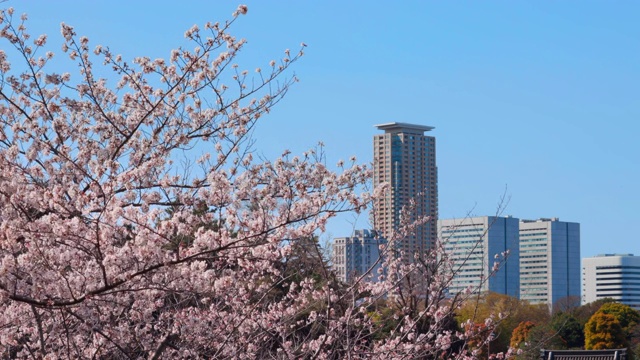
<box><xmin>373</xmin><ymin>123</ymin><xmax>438</xmax><ymax>256</ymax></box>
<box><xmin>332</xmin><ymin>229</ymin><xmax>386</xmax><ymax>283</ymax></box>
<box><xmin>519</xmin><ymin>218</ymin><xmax>580</xmax><ymax>306</ymax></box>
<box><xmin>333</xmin><ymin>123</ymin><xmax>438</xmax><ymax>282</ymax></box>
<box><xmin>582</xmin><ymin>254</ymin><xmax>640</xmax><ymax>310</ymax></box>
<box><xmin>438</xmin><ymin>216</ymin><xmax>520</xmax><ymax>297</ymax></box>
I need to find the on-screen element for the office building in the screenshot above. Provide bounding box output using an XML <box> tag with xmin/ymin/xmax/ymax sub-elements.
<box><xmin>372</xmin><ymin>123</ymin><xmax>438</xmax><ymax>256</ymax></box>
<box><xmin>582</xmin><ymin>254</ymin><xmax>640</xmax><ymax>310</ymax></box>
<box><xmin>332</xmin><ymin>229</ymin><xmax>386</xmax><ymax>283</ymax></box>
<box><xmin>519</xmin><ymin>218</ymin><xmax>580</xmax><ymax>306</ymax></box>
<box><xmin>438</xmin><ymin>216</ymin><xmax>520</xmax><ymax>297</ymax></box>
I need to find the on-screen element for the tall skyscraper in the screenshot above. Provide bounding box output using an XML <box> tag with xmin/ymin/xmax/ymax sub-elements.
<box><xmin>438</xmin><ymin>216</ymin><xmax>520</xmax><ymax>298</ymax></box>
<box><xmin>332</xmin><ymin>123</ymin><xmax>438</xmax><ymax>282</ymax></box>
<box><xmin>373</xmin><ymin>122</ymin><xmax>438</xmax><ymax>254</ymax></box>
<box><xmin>583</xmin><ymin>254</ymin><xmax>640</xmax><ymax>310</ymax></box>
<box><xmin>373</xmin><ymin>123</ymin><xmax>438</xmax><ymax>256</ymax></box>
<box><xmin>519</xmin><ymin>218</ymin><xmax>580</xmax><ymax>306</ymax></box>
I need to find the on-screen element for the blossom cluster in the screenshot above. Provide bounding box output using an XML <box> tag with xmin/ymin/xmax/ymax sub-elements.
<box><xmin>0</xmin><ymin>6</ymin><xmax>505</xmax><ymax>359</ymax></box>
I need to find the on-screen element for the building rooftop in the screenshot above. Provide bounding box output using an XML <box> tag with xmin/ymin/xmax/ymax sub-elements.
<box><xmin>594</xmin><ymin>253</ymin><xmax>635</xmax><ymax>257</ymax></box>
<box><xmin>375</xmin><ymin>122</ymin><xmax>435</xmax><ymax>134</ymax></box>
<box><xmin>541</xmin><ymin>349</ymin><xmax>626</xmax><ymax>360</ymax></box>
<box><xmin>520</xmin><ymin>217</ymin><xmax>560</xmax><ymax>223</ymax></box>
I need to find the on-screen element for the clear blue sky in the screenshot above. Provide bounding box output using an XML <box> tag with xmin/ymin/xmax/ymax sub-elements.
<box><xmin>11</xmin><ymin>1</ymin><xmax>640</xmax><ymax>258</ymax></box>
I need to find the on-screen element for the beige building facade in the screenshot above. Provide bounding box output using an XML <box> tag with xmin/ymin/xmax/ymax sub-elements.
<box><xmin>373</xmin><ymin>123</ymin><xmax>438</xmax><ymax>256</ymax></box>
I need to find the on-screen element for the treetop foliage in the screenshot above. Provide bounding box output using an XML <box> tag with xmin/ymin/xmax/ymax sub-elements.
<box><xmin>585</xmin><ymin>312</ymin><xmax>626</xmax><ymax>350</ymax></box>
<box><xmin>0</xmin><ymin>5</ymin><xmax>507</xmax><ymax>359</ymax></box>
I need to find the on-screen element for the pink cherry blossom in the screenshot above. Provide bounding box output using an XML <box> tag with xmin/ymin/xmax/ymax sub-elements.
<box><xmin>0</xmin><ymin>6</ymin><xmax>506</xmax><ymax>359</ymax></box>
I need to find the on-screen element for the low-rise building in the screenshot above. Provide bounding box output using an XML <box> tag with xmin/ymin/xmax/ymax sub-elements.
<box><xmin>332</xmin><ymin>229</ymin><xmax>386</xmax><ymax>283</ymax></box>
<box><xmin>582</xmin><ymin>254</ymin><xmax>640</xmax><ymax>310</ymax></box>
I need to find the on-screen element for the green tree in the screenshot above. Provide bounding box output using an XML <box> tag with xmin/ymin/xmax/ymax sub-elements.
<box><xmin>551</xmin><ymin>312</ymin><xmax>584</xmax><ymax>348</ymax></box>
<box><xmin>367</xmin><ymin>301</ymin><xmax>401</xmax><ymax>341</ymax></box>
<box><xmin>531</xmin><ymin>325</ymin><xmax>567</xmax><ymax>352</ymax></box>
<box><xmin>585</xmin><ymin>312</ymin><xmax>626</xmax><ymax>350</ymax></box>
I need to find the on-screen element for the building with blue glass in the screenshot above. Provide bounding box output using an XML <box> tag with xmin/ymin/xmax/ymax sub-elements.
<box><xmin>438</xmin><ymin>216</ymin><xmax>520</xmax><ymax>297</ymax></box>
<box><xmin>519</xmin><ymin>218</ymin><xmax>581</xmax><ymax>306</ymax></box>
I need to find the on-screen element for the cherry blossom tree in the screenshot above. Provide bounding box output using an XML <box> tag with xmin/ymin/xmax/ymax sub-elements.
<box><xmin>0</xmin><ymin>5</ymin><xmax>505</xmax><ymax>359</ymax></box>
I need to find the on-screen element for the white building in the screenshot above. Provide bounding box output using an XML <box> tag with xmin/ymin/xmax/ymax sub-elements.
<box><xmin>519</xmin><ymin>218</ymin><xmax>580</xmax><ymax>306</ymax></box>
<box><xmin>582</xmin><ymin>254</ymin><xmax>640</xmax><ymax>310</ymax></box>
<box><xmin>332</xmin><ymin>229</ymin><xmax>386</xmax><ymax>283</ymax></box>
<box><xmin>438</xmin><ymin>216</ymin><xmax>520</xmax><ymax>297</ymax></box>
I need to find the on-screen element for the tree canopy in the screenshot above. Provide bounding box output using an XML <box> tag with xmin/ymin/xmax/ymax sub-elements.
<box><xmin>457</xmin><ymin>292</ymin><xmax>549</xmax><ymax>354</ymax></box>
<box><xmin>596</xmin><ymin>302</ymin><xmax>640</xmax><ymax>335</ymax></box>
<box><xmin>585</xmin><ymin>312</ymin><xmax>626</xmax><ymax>350</ymax></box>
<box><xmin>551</xmin><ymin>312</ymin><xmax>584</xmax><ymax>349</ymax></box>
<box><xmin>0</xmin><ymin>5</ymin><xmax>504</xmax><ymax>359</ymax></box>
<box><xmin>510</xmin><ymin>321</ymin><xmax>537</xmax><ymax>349</ymax></box>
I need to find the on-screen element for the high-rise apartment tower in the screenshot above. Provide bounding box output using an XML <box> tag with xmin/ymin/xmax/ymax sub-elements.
<box><xmin>373</xmin><ymin>123</ymin><xmax>438</xmax><ymax>256</ymax></box>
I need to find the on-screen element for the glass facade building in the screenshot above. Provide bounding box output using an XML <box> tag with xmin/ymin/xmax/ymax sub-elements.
<box><xmin>519</xmin><ymin>218</ymin><xmax>581</xmax><ymax>306</ymax></box>
<box><xmin>438</xmin><ymin>216</ymin><xmax>520</xmax><ymax>297</ymax></box>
